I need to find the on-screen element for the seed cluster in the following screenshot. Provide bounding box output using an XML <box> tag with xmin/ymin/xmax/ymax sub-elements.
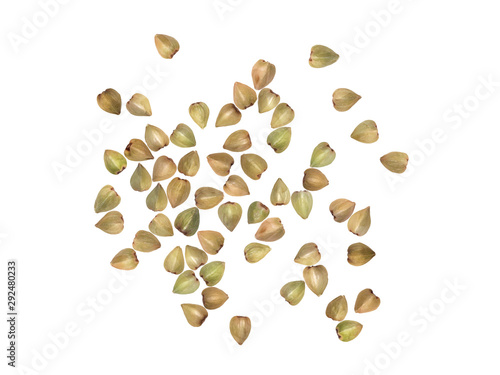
<box><xmin>95</xmin><ymin>34</ymin><xmax>408</xmax><ymax>346</ymax></box>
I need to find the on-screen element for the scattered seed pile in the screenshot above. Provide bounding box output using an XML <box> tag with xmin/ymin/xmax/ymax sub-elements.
<box><xmin>94</xmin><ymin>34</ymin><xmax>409</xmax><ymax>345</ymax></box>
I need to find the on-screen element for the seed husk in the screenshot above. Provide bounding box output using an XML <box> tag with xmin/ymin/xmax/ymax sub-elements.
<box><xmin>195</xmin><ymin>187</ymin><xmax>224</xmax><ymax>209</ymax></box>
<box><xmin>303</xmin><ymin>168</ymin><xmax>329</xmax><ymax>191</ymax></box>
<box><xmin>146</xmin><ymin>183</ymin><xmax>168</xmax><ymax>211</ymax></box>
<box><xmin>233</xmin><ymin>82</ymin><xmax>257</xmax><ymax>110</ymax></box>
<box><xmin>241</xmin><ymin>153</ymin><xmax>268</xmax><ymax>180</ymax></box>
<box><xmin>271</xmin><ymin>103</ymin><xmax>294</xmax><ymax>128</ymax></box>
<box><xmin>380</xmin><ymin>152</ymin><xmax>409</xmax><ymax>173</ymax></box>
<box><xmin>223</xmin><ymin>130</ymin><xmax>252</xmax><ymax>152</ymax></box>
<box><xmin>152</xmin><ymin>156</ymin><xmax>176</xmax><ymax>181</ymax></box>
<box><xmin>270</xmin><ymin>178</ymin><xmax>290</xmax><ymax>206</ymax></box>
<box><xmin>223</xmin><ymin>175</ymin><xmax>250</xmax><ymax>197</ymax></box>
<box><xmin>95</xmin><ymin>211</ymin><xmax>124</xmax><ymax>234</ymax></box>
<box><xmin>97</xmin><ymin>88</ymin><xmax>121</xmax><ymax>115</ymax></box>
<box><xmin>206</xmin><ymin>153</ymin><xmax>234</xmax><ymax>176</ymax></box>
<box><xmin>126</xmin><ymin>93</ymin><xmax>152</xmax><ymax>116</ymax></box>
<box><xmin>326</xmin><ymin>295</ymin><xmax>348</xmax><ymax>321</ymax></box>
<box><xmin>309</xmin><ymin>45</ymin><xmax>339</xmax><ymax>68</ymax></box>
<box><xmin>310</xmin><ymin>142</ymin><xmax>336</xmax><ymax>167</ymax></box>
<box><xmin>130</xmin><ymin>163</ymin><xmax>152</xmax><ymax>192</ymax></box>
<box><xmin>255</xmin><ymin>218</ymin><xmax>285</xmax><ymax>242</ymax></box>
<box><xmin>303</xmin><ymin>265</ymin><xmax>328</xmax><ymax>296</ymax></box>
<box><xmin>154</xmin><ymin>34</ymin><xmax>179</xmax><ymax>59</ymax></box>
<box><xmin>355</xmin><ymin>289</ymin><xmax>380</xmax><ymax>313</ymax></box>
<box><xmin>200</xmin><ymin>261</ymin><xmax>225</xmax><ymax>286</ymax></box>
<box><xmin>347</xmin><ymin>207</ymin><xmax>371</xmax><ymax>236</ymax></box>
<box><xmin>197</xmin><ymin>231</ymin><xmax>225</xmax><ymax>255</ymax></box>
<box><xmin>247</xmin><ymin>201</ymin><xmax>270</xmax><ymax>224</ymax></box>
<box><xmin>294</xmin><ymin>243</ymin><xmax>321</xmax><ymax>266</ymax></box>
<box><xmin>332</xmin><ymin>88</ymin><xmax>361</xmax><ymax>112</ymax></box>
<box><xmin>215</xmin><ymin>103</ymin><xmax>242</xmax><ymax>127</ymax></box>
<box><xmin>103</xmin><ymin>150</ymin><xmax>127</xmax><ymax>175</ymax></box>
<box><xmin>244</xmin><ymin>243</ymin><xmax>271</xmax><ymax>263</ymax></box>
<box><xmin>181</xmin><ymin>304</ymin><xmax>208</xmax><ymax>327</ymax></box>
<box><xmin>218</xmin><ymin>202</ymin><xmax>242</xmax><ymax>232</ymax></box>
<box><xmin>94</xmin><ymin>185</ymin><xmax>121</xmax><ymax>213</ymax></box>
<box><xmin>110</xmin><ymin>248</ymin><xmax>138</xmax><ymax>270</ymax></box>
<box><xmin>291</xmin><ymin>191</ymin><xmax>313</xmax><ymax>219</ymax></box>
<box><xmin>124</xmin><ymin>139</ymin><xmax>154</xmax><ymax>161</ymax></box>
<box><xmin>132</xmin><ymin>230</ymin><xmax>161</xmax><ymax>252</ymax></box>
<box><xmin>347</xmin><ymin>242</ymin><xmax>376</xmax><ymax>266</ymax></box>
<box><xmin>185</xmin><ymin>245</ymin><xmax>208</xmax><ymax>270</ymax></box>
<box><xmin>174</xmin><ymin>207</ymin><xmax>200</xmax><ymax>237</ymax></box>
<box><xmin>164</xmin><ymin>246</ymin><xmax>184</xmax><ymax>274</ymax></box>
<box><xmin>189</xmin><ymin>102</ymin><xmax>210</xmax><ymax>129</ymax></box>
<box><xmin>144</xmin><ymin>124</ymin><xmax>169</xmax><ymax>152</ymax></box>
<box><xmin>202</xmin><ymin>287</ymin><xmax>229</xmax><ymax>310</ymax></box>
<box><xmin>230</xmin><ymin>316</ymin><xmax>251</xmax><ymax>345</ymax></box>
<box><xmin>173</xmin><ymin>270</ymin><xmax>200</xmax><ymax>294</ymax></box>
<box><xmin>336</xmin><ymin>320</ymin><xmax>363</xmax><ymax>342</ymax></box>
<box><xmin>149</xmin><ymin>213</ymin><xmax>173</xmax><ymax>237</ymax></box>
<box><xmin>329</xmin><ymin>199</ymin><xmax>356</xmax><ymax>223</ymax></box>
<box><xmin>170</xmin><ymin>124</ymin><xmax>196</xmax><ymax>148</ymax></box>
<box><xmin>258</xmin><ymin>88</ymin><xmax>280</xmax><ymax>113</ymax></box>
<box><xmin>178</xmin><ymin>151</ymin><xmax>200</xmax><ymax>177</ymax></box>
<box><xmin>280</xmin><ymin>281</ymin><xmax>305</xmax><ymax>306</ymax></box>
<box><xmin>267</xmin><ymin>127</ymin><xmax>291</xmax><ymax>153</ymax></box>
<box><xmin>351</xmin><ymin>120</ymin><xmax>379</xmax><ymax>144</ymax></box>
<box><xmin>252</xmin><ymin>59</ymin><xmax>276</xmax><ymax>90</ymax></box>
<box><xmin>167</xmin><ymin>178</ymin><xmax>191</xmax><ymax>208</ymax></box>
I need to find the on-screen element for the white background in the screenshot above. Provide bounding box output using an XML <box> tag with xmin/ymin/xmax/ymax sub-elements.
<box><xmin>1</xmin><ymin>0</ymin><xmax>500</xmax><ymax>374</ymax></box>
